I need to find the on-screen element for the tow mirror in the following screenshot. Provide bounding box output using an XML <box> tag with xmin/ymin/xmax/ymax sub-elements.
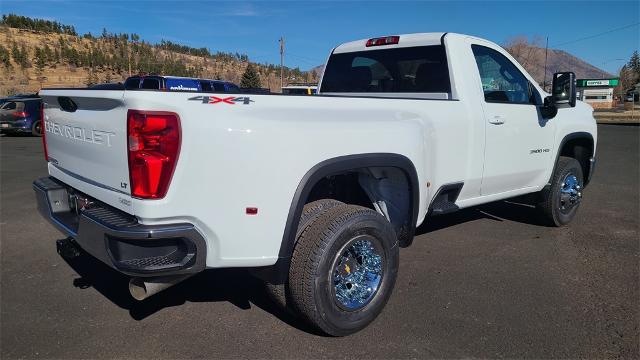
<box><xmin>552</xmin><ymin>72</ymin><xmax>576</xmax><ymax>108</ymax></box>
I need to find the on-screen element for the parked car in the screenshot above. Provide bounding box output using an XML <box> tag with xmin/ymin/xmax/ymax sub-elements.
<box><xmin>89</xmin><ymin>82</ymin><xmax>125</xmax><ymax>90</ymax></box>
<box><xmin>0</xmin><ymin>93</ymin><xmax>40</xmax><ymax>106</ymax></box>
<box><xmin>35</xmin><ymin>32</ymin><xmax>597</xmax><ymax>336</ymax></box>
<box><xmin>124</xmin><ymin>75</ymin><xmax>240</xmax><ymax>93</ymax></box>
<box><xmin>0</xmin><ymin>97</ymin><xmax>42</xmax><ymax>136</ymax></box>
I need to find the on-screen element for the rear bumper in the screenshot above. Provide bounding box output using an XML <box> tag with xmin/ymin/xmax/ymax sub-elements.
<box><xmin>33</xmin><ymin>176</ymin><xmax>206</xmax><ymax>277</ymax></box>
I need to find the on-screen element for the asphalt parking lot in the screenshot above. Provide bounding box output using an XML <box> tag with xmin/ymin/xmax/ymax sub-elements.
<box><xmin>1</xmin><ymin>124</ymin><xmax>638</xmax><ymax>359</ymax></box>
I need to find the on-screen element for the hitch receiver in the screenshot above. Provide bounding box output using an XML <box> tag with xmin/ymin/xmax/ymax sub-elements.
<box><xmin>56</xmin><ymin>237</ymin><xmax>81</xmax><ymax>259</ymax></box>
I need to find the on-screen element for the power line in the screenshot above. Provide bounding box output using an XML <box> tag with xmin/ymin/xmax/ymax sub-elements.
<box><xmin>286</xmin><ymin>53</ymin><xmax>320</xmax><ymax>67</ymax></box>
<box><xmin>552</xmin><ymin>22</ymin><xmax>640</xmax><ymax>47</ymax></box>
<box><xmin>287</xmin><ymin>52</ymin><xmax>322</xmax><ymax>64</ymax></box>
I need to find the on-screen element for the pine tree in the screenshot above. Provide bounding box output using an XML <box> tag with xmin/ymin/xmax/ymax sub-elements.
<box><xmin>628</xmin><ymin>50</ymin><xmax>640</xmax><ymax>83</ymax></box>
<box><xmin>19</xmin><ymin>45</ymin><xmax>29</xmax><ymax>68</ymax></box>
<box><xmin>35</xmin><ymin>47</ymin><xmax>46</xmax><ymax>75</ymax></box>
<box><xmin>85</xmin><ymin>70</ymin><xmax>98</xmax><ymax>86</ymax></box>
<box><xmin>0</xmin><ymin>45</ymin><xmax>11</xmax><ymax>68</ymax></box>
<box><xmin>240</xmin><ymin>63</ymin><xmax>261</xmax><ymax>88</ymax></box>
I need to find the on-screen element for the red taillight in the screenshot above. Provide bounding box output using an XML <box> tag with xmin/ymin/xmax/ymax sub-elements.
<box><xmin>366</xmin><ymin>36</ymin><xmax>400</xmax><ymax>47</ymax></box>
<box><xmin>127</xmin><ymin>110</ymin><xmax>181</xmax><ymax>199</ymax></box>
<box><xmin>13</xmin><ymin>111</ymin><xmax>29</xmax><ymax>117</ymax></box>
<box><xmin>41</xmin><ymin>103</ymin><xmax>48</xmax><ymax>161</ymax></box>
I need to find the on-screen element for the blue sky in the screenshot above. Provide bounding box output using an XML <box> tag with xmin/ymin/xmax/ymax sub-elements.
<box><xmin>2</xmin><ymin>1</ymin><xmax>639</xmax><ymax>74</ymax></box>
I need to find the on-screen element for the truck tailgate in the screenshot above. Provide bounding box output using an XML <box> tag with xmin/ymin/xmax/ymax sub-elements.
<box><xmin>40</xmin><ymin>90</ymin><xmax>130</xmax><ymax>197</ymax></box>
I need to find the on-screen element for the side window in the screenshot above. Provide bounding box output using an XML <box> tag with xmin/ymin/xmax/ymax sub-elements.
<box><xmin>200</xmin><ymin>81</ymin><xmax>212</xmax><ymax>92</ymax></box>
<box><xmin>124</xmin><ymin>77</ymin><xmax>141</xmax><ymax>89</ymax></box>
<box><xmin>212</xmin><ymin>83</ymin><xmax>225</xmax><ymax>92</ymax></box>
<box><xmin>141</xmin><ymin>78</ymin><xmax>160</xmax><ymax>90</ymax></box>
<box><xmin>2</xmin><ymin>102</ymin><xmax>17</xmax><ymax>110</ymax></box>
<box><xmin>471</xmin><ymin>45</ymin><xmax>531</xmax><ymax>104</ymax></box>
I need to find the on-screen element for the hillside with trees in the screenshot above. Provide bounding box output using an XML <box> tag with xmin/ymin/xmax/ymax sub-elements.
<box><xmin>0</xmin><ymin>14</ymin><xmax>316</xmax><ymax>95</ymax></box>
<box><xmin>503</xmin><ymin>36</ymin><xmax>614</xmax><ymax>89</ymax></box>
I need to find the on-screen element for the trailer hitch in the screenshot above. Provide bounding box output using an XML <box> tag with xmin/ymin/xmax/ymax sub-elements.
<box><xmin>56</xmin><ymin>237</ymin><xmax>81</xmax><ymax>259</ymax></box>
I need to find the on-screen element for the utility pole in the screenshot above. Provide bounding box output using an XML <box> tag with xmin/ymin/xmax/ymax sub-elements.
<box><xmin>543</xmin><ymin>37</ymin><xmax>549</xmax><ymax>91</ymax></box>
<box><xmin>279</xmin><ymin>36</ymin><xmax>285</xmax><ymax>90</ymax></box>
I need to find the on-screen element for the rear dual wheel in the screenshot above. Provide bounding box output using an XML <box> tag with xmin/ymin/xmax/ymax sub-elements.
<box><xmin>267</xmin><ymin>200</ymin><xmax>399</xmax><ymax>336</ymax></box>
<box><xmin>264</xmin><ymin>199</ymin><xmax>342</xmax><ymax>309</ymax></box>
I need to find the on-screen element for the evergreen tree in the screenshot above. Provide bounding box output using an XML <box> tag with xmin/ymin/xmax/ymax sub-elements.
<box><xmin>240</xmin><ymin>63</ymin><xmax>261</xmax><ymax>88</ymax></box>
<box><xmin>35</xmin><ymin>47</ymin><xmax>46</xmax><ymax>75</ymax></box>
<box><xmin>0</xmin><ymin>45</ymin><xmax>11</xmax><ymax>68</ymax></box>
<box><xmin>43</xmin><ymin>44</ymin><xmax>53</xmax><ymax>61</ymax></box>
<box><xmin>628</xmin><ymin>50</ymin><xmax>640</xmax><ymax>82</ymax></box>
<box><xmin>85</xmin><ymin>70</ymin><xmax>98</xmax><ymax>86</ymax></box>
<box><xmin>11</xmin><ymin>43</ymin><xmax>28</xmax><ymax>68</ymax></box>
<box><xmin>11</xmin><ymin>42</ymin><xmax>20</xmax><ymax>63</ymax></box>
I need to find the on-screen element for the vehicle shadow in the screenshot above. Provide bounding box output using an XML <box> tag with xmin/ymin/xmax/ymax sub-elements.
<box><xmin>416</xmin><ymin>199</ymin><xmax>549</xmax><ymax>235</ymax></box>
<box><xmin>59</xmin><ymin>199</ymin><xmax>546</xmax><ymax>334</ymax></box>
<box><xmin>61</xmin><ymin>249</ymin><xmax>322</xmax><ymax>335</ymax></box>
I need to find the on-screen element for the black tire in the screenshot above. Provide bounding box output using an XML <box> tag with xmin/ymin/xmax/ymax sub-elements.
<box><xmin>31</xmin><ymin>120</ymin><xmax>43</xmax><ymax>137</ymax></box>
<box><xmin>264</xmin><ymin>199</ymin><xmax>343</xmax><ymax>309</ymax></box>
<box><xmin>288</xmin><ymin>204</ymin><xmax>399</xmax><ymax>336</ymax></box>
<box><xmin>538</xmin><ymin>156</ymin><xmax>584</xmax><ymax>226</ymax></box>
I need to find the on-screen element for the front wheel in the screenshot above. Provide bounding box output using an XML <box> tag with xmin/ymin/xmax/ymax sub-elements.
<box><xmin>537</xmin><ymin>156</ymin><xmax>584</xmax><ymax>226</ymax></box>
<box><xmin>288</xmin><ymin>204</ymin><xmax>399</xmax><ymax>336</ymax></box>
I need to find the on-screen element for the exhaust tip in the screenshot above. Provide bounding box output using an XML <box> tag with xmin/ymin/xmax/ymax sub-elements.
<box><xmin>128</xmin><ymin>274</ymin><xmax>194</xmax><ymax>301</ymax></box>
<box><xmin>128</xmin><ymin>278</ymin><xmax>148</xmax><ymax>301</ymax></box>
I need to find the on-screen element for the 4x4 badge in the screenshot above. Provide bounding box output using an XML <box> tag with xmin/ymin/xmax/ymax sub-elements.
<box><xmin>188</xmin><ymin>96</ymin><xmax>253</xmax><ymax>105</ymax></box>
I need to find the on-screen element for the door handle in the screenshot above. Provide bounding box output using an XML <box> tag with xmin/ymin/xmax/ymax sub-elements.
<box><xmin>488</xmin><ymin>115</ymin><xmax>505</xmax><ymax>125</ymax></box>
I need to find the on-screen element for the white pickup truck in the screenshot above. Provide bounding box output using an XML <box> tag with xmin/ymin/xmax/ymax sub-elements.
<box><xmin>35</xmin><ymin>32</ymin><xmax>596</xmax><ymax>336</ymax></box>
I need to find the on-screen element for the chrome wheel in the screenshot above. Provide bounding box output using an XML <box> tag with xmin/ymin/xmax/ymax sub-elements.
<box><xmin>559</xmin><ymin>173</ymin><xmax>582</xmax><ymax>214</ymax></box>
<box><xmin>331</xmin><ymin>236</ymin><xmax>383</xmax><ymax>311</ymax></box>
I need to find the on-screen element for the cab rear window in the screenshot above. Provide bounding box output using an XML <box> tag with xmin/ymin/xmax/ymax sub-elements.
<box><xmin>320</xmin><ymin>45</ymin><xmax>450</xmax><ymax>94</ymax></box>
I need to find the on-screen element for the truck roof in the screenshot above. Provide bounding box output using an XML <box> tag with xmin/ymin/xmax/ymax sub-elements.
<box><xmin>128</xmin><ymin>75</ymin><xmax>232</xmax><ymax>84</ymax></box>
<box><xmin>333</xmin><ymin>32</ymin><xmax>446</xmax><ymax>54</ymax></box>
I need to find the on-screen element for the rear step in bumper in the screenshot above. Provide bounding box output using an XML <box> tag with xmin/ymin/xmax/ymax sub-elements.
<box><xmin>33</xmin><ymin>176</ymin><xmax>206</xmax><ymax>277</ymax></box>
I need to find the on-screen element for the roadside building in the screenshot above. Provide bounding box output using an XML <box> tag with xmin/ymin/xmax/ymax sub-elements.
<box><xmin>576</xmin><ymin>78</ymin><xmax>619</xmax><ymax>109</ymax></box>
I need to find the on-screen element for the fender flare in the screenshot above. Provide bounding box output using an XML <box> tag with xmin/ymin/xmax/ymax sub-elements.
<box><xmin>551</xmin><ymin>132</ymin><xmax>595</xmax><ymax>185</ymax></box>
<box><xmin>278</xmin><ymin>153</ymin><xmax>420</xmax><ymax>259</ymax></box>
